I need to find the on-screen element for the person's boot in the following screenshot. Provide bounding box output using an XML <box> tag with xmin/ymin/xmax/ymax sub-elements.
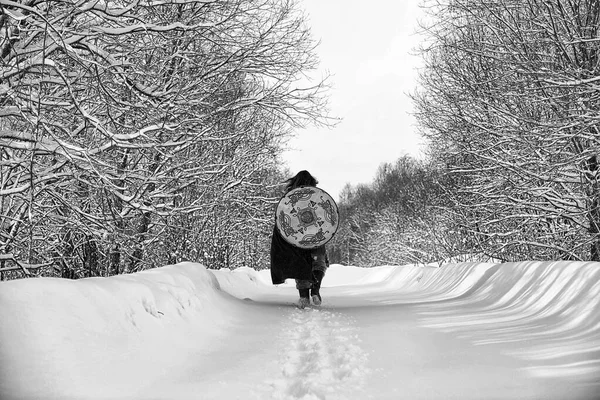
<box><xmin>311</xmin><ymin>288</ymin><xmax>322</xmax><ymax>306</ymax></box>
<box><xmin>298</xmin><ymin>288</ymin><xmax>310</xmax><ymax>309</ymax></box>
<box><xmin>311</xmin><ymin>271</ymin><xmax>324</xmax><ymax>306</ymax></box>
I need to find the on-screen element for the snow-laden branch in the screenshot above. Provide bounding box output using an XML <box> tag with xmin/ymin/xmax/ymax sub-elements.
<box><xmin>87</xmin><ymin>22</ymin><xmax>215</xmax><ymax>36</ymax></box>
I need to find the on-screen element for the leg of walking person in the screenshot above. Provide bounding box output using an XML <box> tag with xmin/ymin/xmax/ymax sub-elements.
<box><xmin>295</xmin><ymin>279</ymin><xmax>311</xmax><ymax>309</ymax></box>
<box><xmin>310</xmin><ymin>247</ymin><xmax>328</xmax><ymax>306</ymax></box>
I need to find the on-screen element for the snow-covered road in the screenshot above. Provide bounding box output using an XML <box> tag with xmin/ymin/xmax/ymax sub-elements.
<box><xmin>1</xmin><ymin>262</ymin><xmax>599</xmax><ymax>400</ymax></box>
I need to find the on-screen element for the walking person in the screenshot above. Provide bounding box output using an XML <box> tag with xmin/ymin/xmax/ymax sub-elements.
<box><xmin>270</xmin><ymin>170</ymin><xmax>330</xmax><ymax>308</ymax></box>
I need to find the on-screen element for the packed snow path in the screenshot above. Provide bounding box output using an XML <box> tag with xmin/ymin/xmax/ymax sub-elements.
<box><xmin>267</xmin><ymin>308</ymin><xmax>368</xmax><ymax>399</ymax></box>
<box><xmin>1</xmin><ymin>262</ymin><xmax>599</xmax><ymax>400</ymax></box>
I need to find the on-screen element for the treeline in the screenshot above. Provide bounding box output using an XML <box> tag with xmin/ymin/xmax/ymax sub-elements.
<box><xmin>0</xmin><ymin>0</ymin><xmax>327</xmax><ymax>279</ymax></box>
<box><xmin>329</xmin><ymin>156</ymin><xmax>479</xmax><ymax>266</ymax></box>
<box><xmin>332</xmin><ymin>0</ymin><xmax>600</xmax><ymax>265</ymax></box>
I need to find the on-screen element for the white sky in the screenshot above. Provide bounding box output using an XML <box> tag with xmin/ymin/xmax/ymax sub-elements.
<box><xmin>282</xmin><ymin>0</ymin><xmax>428</xmax><ymax>200</ymax></box>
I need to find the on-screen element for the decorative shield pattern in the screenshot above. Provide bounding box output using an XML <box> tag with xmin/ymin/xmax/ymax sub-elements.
<box><xmin>275</xmin><ymin>186</ymin><xmax>340</xmax><ymax>249</ymax></box>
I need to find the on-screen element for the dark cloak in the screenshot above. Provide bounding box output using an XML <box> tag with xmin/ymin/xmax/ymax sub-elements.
<box><xmin>270</xmin><ymin>226</ymin><xmax>314</xmax><ymax>285</ymax></box>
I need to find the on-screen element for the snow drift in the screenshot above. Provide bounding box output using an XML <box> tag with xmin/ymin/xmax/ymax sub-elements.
<box><xmin>0</xmin><ymin>263</ymin><xmax>235</xmax><ymax>399</ymax></box>
<box><xmin>1</xmin><ymin>261</ymin><xmax>599</xmax><ymax>400</ymax></box>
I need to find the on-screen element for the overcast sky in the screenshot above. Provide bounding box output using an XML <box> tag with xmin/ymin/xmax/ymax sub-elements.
<box><xmin>281</xmin><ymin>0</ymin><xmax>428</xmax><ymax>200</ymax></box>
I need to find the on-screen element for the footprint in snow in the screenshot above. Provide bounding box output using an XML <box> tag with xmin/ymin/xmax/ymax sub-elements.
<box><xmin>268</xmin><ymin>308</ymin><xmax>369</xmax><ymax>400</ymax></box>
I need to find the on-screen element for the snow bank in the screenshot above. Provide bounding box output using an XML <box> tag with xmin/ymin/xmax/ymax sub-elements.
<box><xmin>419</xmin><ymin>261</ymin><xmax>600</xmax><ymax>380</ymax></box>
<box><xmin>320</xmin><ymin>264</ymin><xmax>399</xmax><ymax>286</ymax></box>
<box><xmin>1</xmin><ymin>260</ymin><xmax>599</xmax><ymax>399</ymax></box>
<box><xmin>0</xmin><ymin>263</ymin><xmax>231</xmax><ymax>400</ymax></box>
<box><xmin>331</xmin><ymin>260</ymin><xmax>600</xmax><ymax>384</ymax></box>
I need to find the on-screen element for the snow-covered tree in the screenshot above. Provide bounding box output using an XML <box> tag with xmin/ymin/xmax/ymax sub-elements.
<box><xmin>0</xmin><ymin>0</ymin><xmax>329</xmax><ymax>278</ymax></box>
<box><xmin>414</xmin><ymin>0</ymin><xmax>600</xmax><ymax>261</ymax></box>
<box><xmin>330</xmin><ymin>156</ymin><xmax>457</xmax><ymax>267</ymax></box>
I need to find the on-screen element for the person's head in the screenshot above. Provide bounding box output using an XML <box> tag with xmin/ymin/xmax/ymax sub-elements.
<box><xmin>285</xmin><ymin>170</ymin><xmax>318</xmax><ymax>192</ymax></box>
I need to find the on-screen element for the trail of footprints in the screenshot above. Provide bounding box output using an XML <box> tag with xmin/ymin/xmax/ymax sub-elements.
<box><xmin>268</xmin><ymin>308</ymin><xmax>369</xmax><ymax>400</ymax></box>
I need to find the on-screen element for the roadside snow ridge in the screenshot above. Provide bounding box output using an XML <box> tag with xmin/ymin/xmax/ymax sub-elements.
<box><xmin>268</xmin><ymin>308</ymin><xmax>369</xmax><ymax>400</ymax></box>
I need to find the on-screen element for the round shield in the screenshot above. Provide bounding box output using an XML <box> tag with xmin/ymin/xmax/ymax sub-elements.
<box><xmin>275</xmin><ymin>186</ymin><xmax>339</xmax><ymax>249</ymax></box>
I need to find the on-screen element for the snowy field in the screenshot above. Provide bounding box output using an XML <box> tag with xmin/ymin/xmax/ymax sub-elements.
<box><xmin>1</xmin><ymin>261</ymin><xmax>599</xmax><ymax>400</ymax></box>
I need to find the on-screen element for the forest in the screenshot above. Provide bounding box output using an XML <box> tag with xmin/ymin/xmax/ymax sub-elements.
<box><xmin>331</xmin><ymin>0</ymin><xmax>600</xmax><ymax>266</ymax></box>
<box><xmin>0</xmin><ymin>0</ymin><xmax>330</xmax><ymax>279</ymax></box>
<box><xmin>1</xmin><ymin>0</ymin><xmax>599</xmax><ymax>279</ymax></box>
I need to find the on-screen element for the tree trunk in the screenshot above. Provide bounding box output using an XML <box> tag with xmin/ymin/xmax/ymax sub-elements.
<box><xmin>129</xmin><ymin>210</ymin><xmax>151</xmax><ymax>272</ymax></box>
<box><xmin>84</xmin><ymin>238</ymin><xmax>99</xmax><ymax>277</ymax></box>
